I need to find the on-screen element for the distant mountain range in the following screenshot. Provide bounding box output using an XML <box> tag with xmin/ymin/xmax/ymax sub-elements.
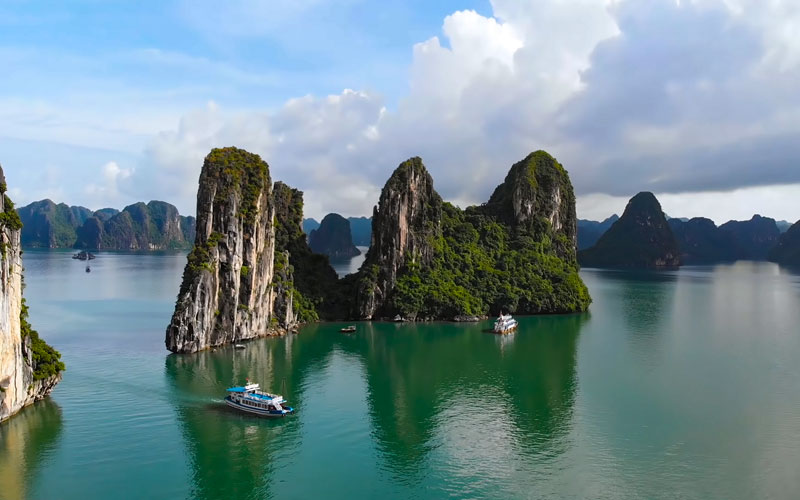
<box><xmin>578</xmin><ymin>193</ymin><xmax>798</xmax><ymax>268</ymax></box>
<box><xmin>17</xmin><ymin>199</ymin><xmax>195</xmax><ymax>250</ymax></box>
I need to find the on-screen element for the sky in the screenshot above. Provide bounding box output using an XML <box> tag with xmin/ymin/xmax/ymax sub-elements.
<box><xmin>1</xmin><ymin>0</ymin><xmax>799</xmax><ymax>224</ymax></box>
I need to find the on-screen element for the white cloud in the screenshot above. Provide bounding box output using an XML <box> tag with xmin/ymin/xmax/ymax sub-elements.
<box><xmin>6</xmin><ymin>0</ymin><xmax>800</xmax><ymax>224</ymax></box>
<box><xmin>84</xmin><ymin>161</ymin><xmax>134</xmax><ymax>209</ymax></box>
<box><xmin>132</xmin><ymin>0</ymin><xmax>800</xmax><ymax>223</ymax></box>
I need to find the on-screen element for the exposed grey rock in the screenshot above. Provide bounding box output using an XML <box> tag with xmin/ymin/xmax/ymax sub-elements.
<box><xmin>0</xmin><ymin>165</ymin><xmax>62</xmax><ymax>422</ymax></box>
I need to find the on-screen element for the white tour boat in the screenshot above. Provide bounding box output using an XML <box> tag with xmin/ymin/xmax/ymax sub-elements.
<box><xmin>224</xmin><ymin>382</ymin><xmax>294</xmax><ymax>417</ymax></box>
<box><xmin>493</xmin><ymin>313</ymin><xmax>518</xmax><ymax>334</ymax></box>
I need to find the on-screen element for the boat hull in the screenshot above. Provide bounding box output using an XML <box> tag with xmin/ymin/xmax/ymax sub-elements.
<box><xmin>224</xmin><ymin>396</ymin><xmax>294</xmax><ymax>418</ymax></box>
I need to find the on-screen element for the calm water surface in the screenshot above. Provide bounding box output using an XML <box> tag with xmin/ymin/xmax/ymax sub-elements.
<box><xmin>2</xmin><ymin>251</ymin><xmax>800</xmax><ymax>499</ymax></box>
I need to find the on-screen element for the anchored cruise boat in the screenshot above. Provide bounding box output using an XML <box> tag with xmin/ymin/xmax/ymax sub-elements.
<box><xmin>224</xmin><ymin>381</ymin><xmax>294</xmax><ymax>417</ymax></box>
<box><xmin>493</xmin><ymin>313</ymin><xmax>518</xmax><ymax>334</ymax></box>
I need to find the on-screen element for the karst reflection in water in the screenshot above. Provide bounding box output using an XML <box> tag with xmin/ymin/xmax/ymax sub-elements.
<box><xmin>0</xmin><ymin>399</ymin><xmax>63</xmax><ymax>500</ymax></box>
<box><xmin>164</xmin><ymin>316</ymin><xmax>585</xmax><ymax>499</ymax></box>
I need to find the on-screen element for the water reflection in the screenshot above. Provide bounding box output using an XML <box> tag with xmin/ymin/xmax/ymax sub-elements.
<box><xmin>334</xmin><ymin>316</ymin><xmax>586</xmax><ymax>493</ymax></box>
<box><xmin>0</xmin><ymin>399</ymin><xmax>63</xmax><ymax>500</ymax></box>
<box><xmin>164</xmin><ymin>331</ymin><xmax>343</xmax><ymax>500</ymax></box>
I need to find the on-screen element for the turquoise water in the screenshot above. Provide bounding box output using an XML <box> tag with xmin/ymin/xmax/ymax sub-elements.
<box><xmin>2</xmin><ymin>251</ymin><xmax>800</xmax><ymax>499</ymax></box>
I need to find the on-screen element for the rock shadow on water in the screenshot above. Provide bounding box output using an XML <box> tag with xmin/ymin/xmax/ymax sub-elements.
<box><xmin>0</xmin><ymin>398</ymin><xmax>63</xmax><ymax>500</ymax></box>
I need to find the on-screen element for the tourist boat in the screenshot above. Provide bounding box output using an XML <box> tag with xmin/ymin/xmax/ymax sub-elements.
<box><xmin>392</xmin><ymin>314</ymin><xmax>406</xmax><ymax>322</ymax></box>
<box><xmin>72</xmin><ymin>250</ymin><xmax>96</xmax><ymax>261</ymax></box>
<box><xmin>224</xmin><ymin>382</ymin><xmax>294</xmax><ymax>417</ymax></box>
<box><xmin>234</xmin><ymin>344</ymin><xmax>246</xmax><ymax>349</ymax></box>
<box><xmin>340</xmin><ymin>325</ymin><xmax>356</xmax><ymax>333</ymax></box>
<box><xmin>493</xmin><ymin>313</ymin><xmax>518</xmax><ymax>334</ymax></box>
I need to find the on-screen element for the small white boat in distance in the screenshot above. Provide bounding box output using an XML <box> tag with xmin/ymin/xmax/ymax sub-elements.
<box><xmin>234</xmin><ymin>344</ymin><xmax>246</xmax><ymax>349</ymax></box>
<box><xmin>493</xmin><ymin>313</ymin><xmax>518</xmax><ymax>334</ymax></box>
<box><xmin>224</xmin><ymin>382</ymin><xmax>294</xmax><ymax>417</ymax></box>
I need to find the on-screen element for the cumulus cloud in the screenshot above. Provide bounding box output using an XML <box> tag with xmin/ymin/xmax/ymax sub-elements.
<box><xmin>84</xmin><ymin>161</ymin><xmax>134</xmax><ymax>209</ymax></box>
<box><xmin>136</xmin><ymin>0</ymin><xmax>800</xmax><ymax>221</ymax></box>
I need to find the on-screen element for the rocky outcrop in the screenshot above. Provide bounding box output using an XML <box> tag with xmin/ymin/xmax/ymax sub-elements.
<box><xmin>17</xmin><ymin>199</ymin><xmax>93</xmax><ymax>248</ymax></box>
<box><xmin>74</xmin><ymin>201</ymin><xmax>196</xmax><ymax>250</ymax></box>
<box><xmin>578</xmin><ymin>192</ymin><xmax>680</xmax><ymax>268</ymax></box>
<box><xmin>354</xmin><ymin>151</ymin><xmax>589</xmax><ymax>320</ymax></box>
<box><xmin>0</xmin><ymin>165</ymin><xmax>63</xmax><ymax>422</ymax></box>
<box><xmin>308</xmin><ymin>213</ymin><xmax>361</xmax><ymax>258</ymax></box>
<box><xmin>166</xmin><ymin>148</ymin><xmax>280</xmax><ymax>353</ymax></box>
<box><xmin>273</xmin><ymin>182</ymin><xmax>340</xmax><ymax>323</ymax></box>
<box><xmin>769</xmin><ymin>220</ymin><xmax>800</xmax><ymax>265</ymax></box>
<box><xmin>356</xmin><ymin>157</ymin><xmax>442</xmax><ymax>319</ymax></box>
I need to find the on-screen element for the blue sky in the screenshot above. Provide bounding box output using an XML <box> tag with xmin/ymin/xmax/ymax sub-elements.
<box><xmin>1</xmin><ymin>0</ymin><xmax>799</xmax><ymax>223</ymax></box>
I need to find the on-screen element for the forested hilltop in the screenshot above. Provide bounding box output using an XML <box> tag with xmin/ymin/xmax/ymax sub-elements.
<box><xmin>352</xmin><ymin>152</ymin><xmax>590</xmax><ymax>320</ymax></box>
<box><xmin>17</xmin><ymin>199</ymin><xmax>195</xmax><ymax>250</ymax></box>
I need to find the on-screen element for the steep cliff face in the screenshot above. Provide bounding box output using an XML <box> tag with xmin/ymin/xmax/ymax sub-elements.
<box><xmin>74</xmin><ymin>201</ymin><xmax>195</xmax><ymax>250</ymax></box>
<box><xmin>355</xmin><ymin>152</ymin><xmax>589</xmax><ymax>320</ymax></box>
<box><xmin>479</xmin><ymin>151</ymin><xmax>579</xmax><ymax>262</ymax></box>
<box><xmin>769</xmin><ymin>220</ymin><xmax>800</xmax><ymax>265</ymax></box>
<box><xmin>17</xmin><ymin>199</ymin><xmax>92</xmax><ymax>248</ymax></box>
<box><xmin>308</xmin><ymin>213</ymin><xmax>361</xmax><ymax>258</ymax></box>
<box><xmin>273</xmin><ymin>182</ymin><xmax>344</xmax><ymax>322</ymax></box>
<box><xmin>578</xmin><ymin>192</ymin><xmax>680</xmax><ymax>268</ymax></box>
<box><xmin>356</xmin><ymin>157</ymin><xmax>442</xmax><ymax>319</ymax></box>
<box><xmin>166</xmin><ymin>148</ymin><xmax>278</xmax><ymax>353</ymax></box>
<box><xmin>0</xmin><ymin>166</ymin><xmax>63</xmax><ymax>422</ymax></box>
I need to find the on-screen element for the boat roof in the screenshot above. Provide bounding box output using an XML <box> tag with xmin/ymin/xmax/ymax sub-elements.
<box><xmin>226</xmin><ymin>387</ymin><xmax>249</xmax><ymax>392</ymax></box>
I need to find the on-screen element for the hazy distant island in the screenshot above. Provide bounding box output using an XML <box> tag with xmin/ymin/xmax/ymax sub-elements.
<box><xmin>578</xmin><ymin>192</ymin><xmax>796</xmax><ymax>268</ymax></box>
<box><xmin>302</xmin><ymin>215</ymin><xmax>372</xmax><ymax>248</ymax></box>
<box><xmin>769</xmin><ymin>221</ymin><xmax>800</xmax><ymax>266</ymax></box>
<box><xmin>308</xmin><ymin>213</ymin><xmax>361</xmax><ymax>258</ymax></box>
<box><xmin>578</xmin><ymin>192</ymin><xmax>681</xmax><ymax>268</ymax></box>
<box><xmin>166</xmin><ymin>147</ymin><xmax>590</xmax><ymax>352</ymax></box>
<box><xmin>0</xmin><ymin>165</ymin><xmax>63</xmax><ymax>422</ymax></box>
<box><xmin>17</xmin><ymin>199</ymin><xmax>196</xmax><ymax>250</ymax></box>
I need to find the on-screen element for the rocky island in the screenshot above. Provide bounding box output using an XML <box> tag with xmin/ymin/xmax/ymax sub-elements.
<box><xmin>578</xmin><ymin>192</ymin><xmax>681</xmax><ymax>268</ymax></box>
<box><xmin>74</xmin><ymin>201</ymin><xmax>196</xmax><ymax>250</ymax></box>
<box><xmin>0</xmin><ymin>165</ymin><xmax>64</xmax><ymax>422</ymax></box>
<box><xmin>308</xmin><ymin>213</ymin><xmax>361</xmax><ymax>258</ymax></box>
<box><xmin>353</xmin><ymin>152</ymin><xmax>590</xmax><ymax>320</ymax></box>
<box><xmin>17</xmin><ymin>199</ymin><xmax>195</xmax><ymax>250</ymax></box>
<box><xmin>165</xmin><ymin>148</ymin><xmax>338</xmax><ymax>353</ymax></box>
<box><xmin>167</xmin><ymin>148</ymin><xmax>590</xmax><ymax>351</ymax></box>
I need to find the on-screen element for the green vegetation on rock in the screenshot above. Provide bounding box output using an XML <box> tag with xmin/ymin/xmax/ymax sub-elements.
<box><xmin>355</xmin><ymin>151</ymin><xmax>590</xmax><ymax>320</ymax></box>
<box><xmin>21</xmin><ymin>298</ymin><xmax>65</xmax><ymax>380</ymax></box>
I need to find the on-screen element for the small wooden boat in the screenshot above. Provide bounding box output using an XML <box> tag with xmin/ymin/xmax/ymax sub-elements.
<box><xmin>340</xmin><ymin>325</ymin><xmax>356</xmax><ymax>333</ymax></box>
